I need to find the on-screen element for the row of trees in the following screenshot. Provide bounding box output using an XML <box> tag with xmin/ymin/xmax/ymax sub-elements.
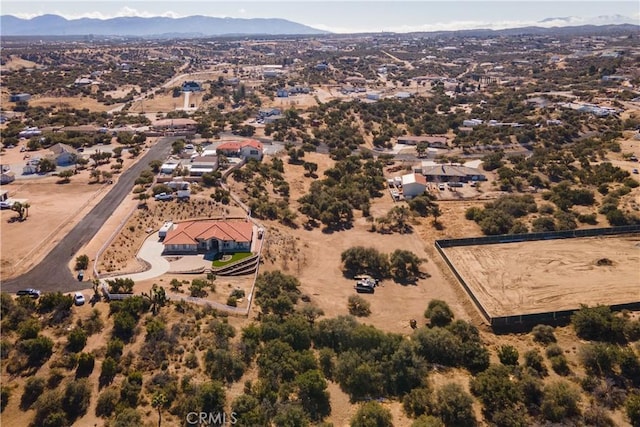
<box><xmin>341</xmin><ymin>246</ymin><xmax>425</xmax><ymax>283</ymax></box>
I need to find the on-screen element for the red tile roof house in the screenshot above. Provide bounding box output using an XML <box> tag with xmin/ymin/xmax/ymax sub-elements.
<box><xmin>216</xmin><ymin>140</ymin><xmax>263</xmax><ymax>161</ymax></box>
<box><xmin>162</xmin><ymin>219</ymin><xmax>253</xmax><ymax>255</ymax></box>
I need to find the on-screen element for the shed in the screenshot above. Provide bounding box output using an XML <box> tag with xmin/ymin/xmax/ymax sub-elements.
<box><xmin>401</xmin><ymin>173</ymin><xmax>427</xmax><ymax>199</ymax></box>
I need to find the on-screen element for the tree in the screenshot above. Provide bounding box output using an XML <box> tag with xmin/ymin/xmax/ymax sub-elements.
<box><xmin>348</xmin><ymin>295</ymin><xmax>371</xmax><ymax>317</ymax></box>
<box><xmin>303</xmin><ymin>161</ymin><xmax>318</xmax><ymax>177</ymax></box>
<box><xmin>169</xmin><ymin>278</ymin><xmax>182</xmax><ymax>293</ymax></box>
<box><xmin>523</xmin><ymin>349</ymin><xmax>547</xmax><ymax>377</ymax></box>
<box><xmin>99</xmin><ymin>357</ymin><xmax>117</xmax><ymax>388</ymax></box>
<box><xmin>21</xmin><ymin>377</ymin><xmax>45</xmax><ymax>410</ymax></box>
<box><xmin>137</xmin><ymin>192</ymin><xmax>149</xmax><ymax>208</ymax></box>
<box><xmin>389</xmin><ymin>249</ymin><xmax>423</xmax><ymax>282</ymax></box>
<box><xmin>295</xmin><ymin>369</ymin><xmax>331</xmax><ymax>421</ymax></box>
<box><xmin>571</xmin><ymin>304</ymin><xmax>625</xmax><ymax>342</ymax></box>
<box><xmin>531</xmin><ymin>324</ymin><xmax>556</xmax><ymax>344</ymax></box>
<box><xmin>57</xmin><ymin>169</ymin><xmax>74</xmax><ymax>183</ymax></box>
<box><xmin>19</xmin><ymin>335</ymin><xmax>54</xmax><ymax>366</ymax></box>
<box><xmin>272</xmin><ymin>404</ymin><xmax>310</xmax><ymax>427</ymax></box>
<box><xmin>11</xmin><ymin>201</ymin><xmax>27</xmax><ymax>221</ymax></box>
<box><xmin>95</xmin><ymin>387</ymin><xmax>118</xmax><ymax>418</ymax></box>
<box><xmin>38</xmin><ymin>157</ymin><xmax>57</xmax><ymax>173</ymax></box>
<box><xmin>497</xmin><ymin>345</ymin><xmax>519</xmax><ymax>366</ymax></box>
<box><xmin>76</xmin><ymin>352</ymin><xmax>95</xmax><ymax>378</ymax></box>
<box><xmin>142</xmin><ymin>284</ymin><xmax>169</xmax><ymax>315</ymax></box>
<box><xmin>62</xmin><ymin>378</ymin><xmax>91</xmax><ymax>422</ymax></box>
<box><xmin>541</xmin><ymin>381</ymin><xmax>581</xmax><ymax>423</ymax></box>
<box><xmin>424</xmin><ymin>300</ymin><xmax>454</xmax><ymax>327</ymax></box>
<box><xmin>1</xmin><ymin>386</ymin><xmax>9</xmax><ymax>413</ymax></box>
<box><xmin>436</xmin><ymin>383</ymin><xmax>476</xmax><ymax>427</ymax></box>
<box><xmin>67</xmin><ymin>327</ymin><xmax>87</xmax><ymax>353</ymax></box>
<box><xmin>350</xmin><ymin>401</ymin><xmax>393</xmax><ymax>427</ymax></box>
<box><xmin>74</xmin><ymin>254</ymin><xmax>89</xmax><ymax>271</ymax></box>
<box><xmin>626</xmin><ymin>393</ymin><xmax>640</xmax><ymax>427</ymax></box>
<box><xmin>403</xmin><ymin>386</ymin><xmax>435</xmax><ymax>418</ymax></box>
<box><xmin>149</xmin><ymin>159</ymin><xmax>163</xmax><ymax>173</ymax></box>
<box><xmin>152</xmin><ymin>392</ymin><xmax>168</xmax><ymax>427</ymax></box>
<box><xmin>341</xmin><ymin>246</ymin><xmax>390</xmax><ymax>278</ymax></box>
<box><xmin>470</xmin><ymin>364</ymin><xmax>523</xmax><ymax>422</ymax></box>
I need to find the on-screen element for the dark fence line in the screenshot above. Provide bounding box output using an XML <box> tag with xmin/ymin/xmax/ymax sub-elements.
<box><xmin>436</xmin><ymin>225</ymin><xmax>640</xmax><ymax>248</ymax></box>
<box><xmin>490</xmin><ymin>302</ymin><xmax>640</xmax><ymax>330</ymax></box>
<box><xmin>434</xmin><ymin>240</ymin><xmax>492</xmax><ymax>324</ymax></box>
<box><xmin>435</xmin><ymin>226</ymin><xmax>640</xmax><ymax>330</ymax></box>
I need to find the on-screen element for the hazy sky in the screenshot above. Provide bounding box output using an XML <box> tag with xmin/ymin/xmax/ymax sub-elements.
<box><xmin>1</xmin><ymin>1</ymin><xmax>638</xmax><ymax>33</ymax></box>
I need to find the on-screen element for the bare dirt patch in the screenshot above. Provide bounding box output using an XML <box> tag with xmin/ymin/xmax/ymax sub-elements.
<box><xmin>0</xmin><ymin>179</ymin><xmax>109</xmax><ymax>279</ymax></box>
<box><xmin>442</xmin><ymin>234</ymin><xmax>640</xmax><ymax>317</ymax></box>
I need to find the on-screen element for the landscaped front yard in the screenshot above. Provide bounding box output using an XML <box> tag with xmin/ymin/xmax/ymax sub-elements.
<box><xmin>212</xmin><ymin>251</ymin><xmax>253</xmax><ymax>268</ymax></box>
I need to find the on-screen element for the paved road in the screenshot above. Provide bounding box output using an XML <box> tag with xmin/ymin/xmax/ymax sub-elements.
<box><xmin>2</xmin><ymin>137</ymin><xmax>176</xmax><ymax>293</ymax></box>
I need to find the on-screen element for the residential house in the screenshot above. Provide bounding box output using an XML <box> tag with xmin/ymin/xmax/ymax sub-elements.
<box><xmin>74</xmin><ymin>78</ymin><xmax>93</xmax><ymax>86</ymax></box>
<box><xmin>22</xmin><ymin>164</ymin><xmax>37</xmax><ymax>175</ymax></box>
<box><xmin>49</xmin><ymin>143</ymin><xmax>78</xmax><ymax>166</ymax></box>
<box><xmin>276</xmin><ymin>88</ymin><xmax>289</xmax><ymax>98</ymax></box>
<box><xmin>396</xmin><ymin>135</ymin><xmax>448</xmax><ymax>148</ymax></box>
<box><xmin>462</xmin><ymin>119</ymin><xmax>483</xmax><ymax>127</ymax></box>
<box><xmin>258</xmin><ymin>108</ymin><xmax>281</xmax><ymax>118</ymax></box>
<box><xmin>401</xmin><ymin>173</ymin><xmax>427</xmax><ymax>199</ymax></box>
<box><xmin>163</xmin><ymin>219</ymin><xmax>253</xmax><ymax>254</ymax></box>
<box><xmin>216</xmin><ymin>140</ymin><xmax>263</xmax><ymax>161</ymax></box>
<box><xmin>182</xmin><ymin>81</ymin><xmax>202</xmax><ymax>92</ymax></box>
<box><xmin>264</xmin><ymin>114</ymin><xmax>284</xmax><ymax>124</ymax></box>
<box><xmin>189</xmin><ymin>155</ymin><xmax>219</xmax><ymax>177</ymax></box>
<box><xmin>9</xmin><ymin>93</ymin><xmax>31</xmax><ymax>102</ymax></box>
<box><xmin>419</xmin><ymin>163</ymin><xmax>486</xmax><ymax>183</ymax></box>
<box><xmin>160</xmin><ymin>160</ymin><xmax>182</xmax><ymax>175</ymax></box>
<box><xmin>0</xmin><ymin>171</ymin><xmax>16</xmax><ymax>184</ymax></box>
<box><xmin>151</xmin><ymin>118</ymin><xmax>198</xmax><ymax>134</ymax></box>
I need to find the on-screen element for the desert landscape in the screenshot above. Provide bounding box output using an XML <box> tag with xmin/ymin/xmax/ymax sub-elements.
<box><xmin>1</xmin><ymin>12</ymin><xmax>640</xmax><ymax>427</ymax></box>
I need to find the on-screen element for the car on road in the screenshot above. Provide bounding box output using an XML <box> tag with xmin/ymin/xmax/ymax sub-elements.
<box><xmin>154</xmin><ymin>192</ymin><xmax>174</xmax><ymax>201</ymax></box>
<box><xmin>16</xmin><ymin>288</ymin><xmax>41</xmax><ymax>298</ymax></box>
<box><xmin>74</xmin><ymin>292</ymin><xmax>85</xmax><ymax>306</ymax></box>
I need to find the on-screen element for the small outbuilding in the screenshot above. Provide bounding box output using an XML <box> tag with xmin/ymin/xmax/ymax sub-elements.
<box><xmin>401</xmin><ymin>173</ymin><xmax>427</xmax><ymax>199</ymax></box>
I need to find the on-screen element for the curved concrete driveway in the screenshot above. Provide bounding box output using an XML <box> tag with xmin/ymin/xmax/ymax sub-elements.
<box><xmin>107</xmin><ymin>232</ymin><xmax>170</xmax><ymax>282</ymax></box>
<box><xmin>2</xmin><ymin>137</ymin><xmax>177</xmax><ymax>293</ymax></box>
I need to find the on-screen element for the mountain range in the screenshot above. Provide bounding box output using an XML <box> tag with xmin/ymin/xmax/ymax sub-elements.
<box><xmin>0</xmin><ymin>14</ymin><xmax>638</xmax><ymax>38</ymax></box>
<box><xmin>0</xmin><ymin>14</ymin><xmax>329</xmax><ymax>37</ymax></box>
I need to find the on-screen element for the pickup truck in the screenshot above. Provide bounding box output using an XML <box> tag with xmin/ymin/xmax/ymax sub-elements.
<box><xmin>154</xmin><ymin>192</ymin><xmax>174</xmax><ymax>201</ymax></box>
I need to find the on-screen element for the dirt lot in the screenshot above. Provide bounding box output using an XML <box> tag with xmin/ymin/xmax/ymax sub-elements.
<box><xmin>442</xmin><ymin>234</ymin><xmax>640</xmax><ymax>317</ymax></box>
<box><xmin>0</xmin><ymin>179</ymin><xmax>110</xmax><ymax>279</ymax></box>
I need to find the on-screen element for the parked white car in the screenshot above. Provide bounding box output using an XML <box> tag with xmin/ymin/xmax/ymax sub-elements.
<box><xmin>74</xmin><ymin>292</ymin><xmax>85</xmax><ymax>306</ymax></box>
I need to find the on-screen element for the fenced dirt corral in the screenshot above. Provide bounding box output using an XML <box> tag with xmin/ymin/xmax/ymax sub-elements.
<box><xmin>442</xmin><ymin>234</ymin><xmax>640</xmax><ymax>318</ymax></box>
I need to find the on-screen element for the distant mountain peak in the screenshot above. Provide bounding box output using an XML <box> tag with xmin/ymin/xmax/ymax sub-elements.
<box><xmin>0</xmin><ymin>14</ymin><xmax>330</xmax><ymax>37</ymax></box>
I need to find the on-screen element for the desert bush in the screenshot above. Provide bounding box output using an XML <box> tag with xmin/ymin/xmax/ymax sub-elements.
<box><xmin>424</xmin><ymin>300</ymin><xmax>454</xmax><ymax>327</ymax></box>
<box><xmin>347</xmin><ymin>295</ymin><xmax>371</xmax><ymax>317</ymax></box>
<box><xmin>531</xmin><ymin>324</ymin><xmax>556</xmax><ymax>344</ymax></box>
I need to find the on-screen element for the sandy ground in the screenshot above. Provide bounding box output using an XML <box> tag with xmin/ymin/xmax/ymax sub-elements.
<box><xmin>0</xmin><ymin>179</ymin><xmax>110</xmax><ymax>279</ymax></box>
<box><xmin>443</xmin><ymin>234</ymin><xmax>640</xmax><ymax>317</ymax></box>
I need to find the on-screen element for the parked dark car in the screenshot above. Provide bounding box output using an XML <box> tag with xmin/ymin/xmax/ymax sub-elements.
<box><xmin>354</xmin><ymin>282</ymin><xmax>375</xmax><ymax>294</ymax></box>
<box><xmin>16</xmin><ymin>288</ymin><xmax>41</xmax><ymax>298</ymax></box>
